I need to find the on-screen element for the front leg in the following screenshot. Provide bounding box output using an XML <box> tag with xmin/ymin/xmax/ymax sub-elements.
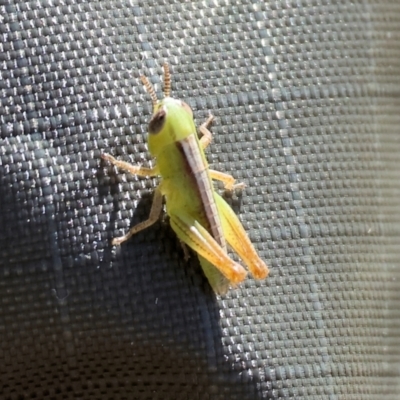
<box><xmin>209</xmin><ymin>169</ymin><xmax>246</xmax><ymax>191</ymax></box>
<box><xmin>198</xmin><ymin>117</ymin><xmax>245</xmax><ymax>191</ymax></box>
<box><xmin>111</xmin><ymin>186</ymin><xmax>164</xmax><ymax>246</ymax></box>
<box><xmin>102</xmin><ymin>153</ymin><xmax>162</xmax><ymax>245</ymax></box>
<box><xmin>101</xmin><ymin>153</ymin><xmax>158</xmax><ymax>177</ymax></box>
<box><xmin>199</xmin><ymin>114</ymin><xmax>214</xmax><ymax>149</ymax></box>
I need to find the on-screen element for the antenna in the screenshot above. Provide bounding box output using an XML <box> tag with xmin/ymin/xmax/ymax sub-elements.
<box><xmin>163</xmin><ymin>62</ymin><xmax>171</xmax><ymax>98</ymax></box>
<box><xmin>140</xmin><ymin>75</ymin><xmax>158</xmax><ymax>107</ymax></box>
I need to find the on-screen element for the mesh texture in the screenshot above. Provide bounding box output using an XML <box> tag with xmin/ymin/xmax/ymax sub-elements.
<box><xmin>1</xmin><ymin>1</ymin><xmax>400</xmax><ymax>399</ymax></box>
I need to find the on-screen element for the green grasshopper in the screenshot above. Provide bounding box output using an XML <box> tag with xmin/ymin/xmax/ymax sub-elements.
<box><xmin>102</xmin><ymin>63</ymin><xmax>269</xmax><ymax>294</ymax></box>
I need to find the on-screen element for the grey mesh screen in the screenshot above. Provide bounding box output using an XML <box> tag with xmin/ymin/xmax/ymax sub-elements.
<box><xmin>1</xmin><ymin>1</ymin><xmax>399</xmax><ymax>399</ymax></box>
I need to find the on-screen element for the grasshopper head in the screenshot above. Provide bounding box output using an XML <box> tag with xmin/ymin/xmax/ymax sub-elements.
<box><xmin>141</xmin><ymin>63</ymin><xmax>197</xmax><ymax>158</ymax></box>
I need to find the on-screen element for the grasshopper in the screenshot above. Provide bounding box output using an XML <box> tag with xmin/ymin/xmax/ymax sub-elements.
<box><xmin>102</xmin><ymin>63</ymin><xmax>269</xmax><ymax>294</ymax></box>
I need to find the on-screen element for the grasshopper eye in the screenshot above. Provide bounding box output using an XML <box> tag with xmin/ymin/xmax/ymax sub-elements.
<box><xmin>148</xmin><ymin>108</ymin><xmax>166</xmax><ymax>135</ymax></box>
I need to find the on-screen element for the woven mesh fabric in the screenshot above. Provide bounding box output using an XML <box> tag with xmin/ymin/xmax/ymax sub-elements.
<box><xmin>1</xmin><ymin>1</ymin><xmax>400</xmax><ymax>399</ymax></box>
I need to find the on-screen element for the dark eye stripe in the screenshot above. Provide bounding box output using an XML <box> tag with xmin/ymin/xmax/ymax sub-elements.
<box><xmin>148</xmin><ymin>108</ymin><xmax>166</xmax><ymax>135</ymax></box>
